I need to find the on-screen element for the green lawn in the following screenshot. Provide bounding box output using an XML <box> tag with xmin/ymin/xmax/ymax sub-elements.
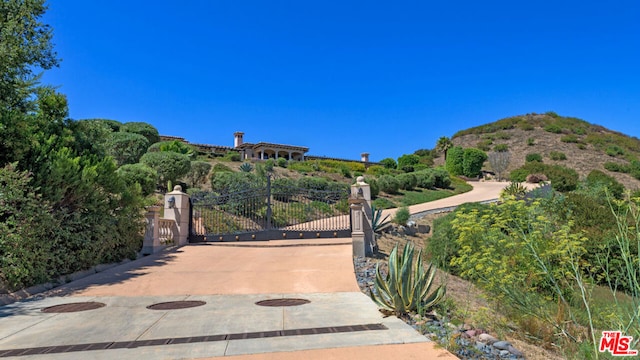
<box><xmin>373</xmin><ymin>177</ymin><xmax>473</xmax><ymax>208</ymax></box>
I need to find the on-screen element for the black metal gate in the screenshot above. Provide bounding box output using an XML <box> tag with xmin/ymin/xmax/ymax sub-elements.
<box><xmin>189</xmin><ymin>176</ymin><xmax>351</xmax><ymax>242</ymax></box>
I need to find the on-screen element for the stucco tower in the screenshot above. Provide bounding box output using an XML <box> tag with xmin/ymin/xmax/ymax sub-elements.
<box><xmin>234</xmin><ymin>132</ymin><xmax>244</xmax><ymax>148</ymax></box>
<box><xmin>361</xmin><ymin>152</ymin><xmax>370</xmax><ymax>162</ymax></box>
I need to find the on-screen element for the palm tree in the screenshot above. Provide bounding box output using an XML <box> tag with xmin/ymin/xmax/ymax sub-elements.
<box><xmin>436</xmin><ymin>136</ymin><xmax>453</xmax><ymax>161</ymax></box>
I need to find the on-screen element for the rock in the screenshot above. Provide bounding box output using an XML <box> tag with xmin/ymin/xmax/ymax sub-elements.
<box><xmin>493</xmin><ymin>340</ymin><xmax>512</xmax><ymax>350</ymax></box>
<box><xmin>508</xmin><ymin>345</ymin><xmax>524</xmax><ymax>357</ymax></box>
<box><xmin>499</xmin><ymin>350</ymin><xmax>510</xmax><ymax>357</ymax></box>
<box><xmin>478</xmin><ymin>333</ymin><xmax>498</xmax><ymax>344</ymax></box>
<box><xmin>475</xmin><ymin>341</ymin><xmax>487</xmax><ymax>351</ymax></box>
<box><xmin>406</xmin><ymin>220</ymin><xmax>416</xmax><ymax>227</ymax></box>
<box><xmin>398</xmin><ymin>226</ymin><xmax>406</xmax><ymax>235</ymax></box>
<box><xmin>465</xmin><ymin>329</ymin><xmax>477</xmax><ymax>337</ymax></box>
<box><xmin>417</xmin><ymin>224</ymin><xmax>431</xmax><ymax>233</ymax></box>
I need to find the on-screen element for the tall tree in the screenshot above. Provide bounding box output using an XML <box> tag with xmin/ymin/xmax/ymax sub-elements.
<box><xmin>0</xmin><ymin>0</ymin><xmax>59</xmax><ymax>110</ymax></box>
<box><xmin>1</xmin><ymin>0</ymin><xmax>60</xmax><ymax>165</ymax></box>
<box><xmin>436</xmin><ymin>136</ymin><xmax>453</xmax><ymax>161</ymax></box>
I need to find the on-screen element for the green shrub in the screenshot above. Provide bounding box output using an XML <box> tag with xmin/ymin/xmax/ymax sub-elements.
<box><xmin>369</xmin><ymin>243</ymin><xmax>446</xmax><ymax>316</ymax></box>
<box><xmin>210</xmin><ymin>171</ymin><xmax>258</xmax><ymax>193</ymax></box>
<box><xmin>366</xmin><ymin>165</ymin><xmax>390</xmax><ymax>176</ymax></box>
<box><xmin>493</xmin><ymin>144</ymin><xmax>508</xmax><ymax>152</ymax></box>
<box><xmin>397</xmin><ymin>154</ymin><xmax>420</xmax><ymax>172</ymax></box>
<box><xmin>272</xmin><ymin>177</ymin><xmax>297</xmax><ymax>202</ymax></box>
<box><xmin>223</xmin><ymin>151</ymin><xmax>241</xmax><ymax>162</ymax></box>
<box><xmin>397</xmin><ymin>173</ymin><xmax>417</xmax><ymax>190</ymax></box>
<box><xmin>549</xmin><ymin>151</ymin><xmax>567</xmax><ymax>161</ymax></box>
<box><xmin>527</xmin><ymin>137</ymin><xmax>535</xmax><ymax>146</ymax></box>
<box><xmin>377</xmin><ymin>174</ymin><xmax>400</xmax><ymax>194</ymax></box>
<box><xmin>366</xmin><ymin>177</ymin><xmax>380</xmax><ymax>198</ymax></box>
<box><xmin>147</xmin><ymin>140</ymin><xmax>194</xmax><ymax>157</ymax></box>
<box><xmin>495</xmin><ymin>131</ymin><xmax>511</xmax><ymax>140</ymax></box>
<box><xmin>297</xmin><ymin>176</ymin><xmax>329</xmax><ymax>191</ymax></box>
<box><xmin>509</xmin><ymin>168</ymin><xmax>529</xmax><ymax>182</ymax></box>
<box><xmin>188</xmin><ymin>161</ymin><xmax>212</xmax><ymax>187</ymax></box>
<box><xmin>277</xmin><ymin>157</ymin><xmax>287</xmax><ymax>168</ymax></box>
<box><xmin>393</xmin><ymin>206</ymin><xmax>410</xmax><ymax>225</ymax></box>
<box><xmin>561</xmin><ymin>134</ymin><xmax>579</xmax><ymax>143</ymax></box>
<box><xmin>445</xmin><ymin>146</ymin><xmax>464</xmax><ymax>175</ymax></box>
<box><xmin>87</xmin><ymin>118</ymin><xmax>122</xmax><ymax>132</ymax></box>
<box><xmin>414</xmin><ymin>170</ymin><xmax>435</xmax><ymax>189</ymax></box>
<box><xmin>546</xmin><ymin>164</ymin><xmax>579</xmax><ymax>192</ymax></box>
<box><xmin>572</xmin><ymin>127</ymin><xmax>586</xmax><ymax>135</ymax></box>
<box><xmin>0</xmin><ymin>165</ymin><xmax>58</xmax><ymax>289</ymax></box>
<box><xmin>117</xmin><ymin>163</ymin><xmax>158</xmax><ymax>196</ymax></box>
<box><xmin>604</xmin><ymin>162</ymin><xmax>630</xmax><ymax>173</ymax></box>
<box><xmin>450</xmin><ymin>199</ymin><xmax>586</xmax><ymax>299</ymax></box>
<box><xmin>120</xmin><ymin>122</ymin><xmax>160</xmax><ymax>145</ymax></box>
<box><xmin>428</xmin><ymin>202</ymin><xmax>490</xmax><ymax>272</ymax></box>
<box><xmin>140</xmin><ymin>151</ymin><xmax>191</xmax><ymax>189</ymax></box>
<box><xmin>514</xmin><ymin>162</ymin><xmax>577</xmax><ymax>192</ymax></box>
<box><xmin>519</xmin><ymin>122</ymin><xmax>535</xmax><ymax>131</ymax></box>
<box><xmin>105</xmin><ymin>132</ymin><xmax>150</xmax><ymax>166</ymax></box>
<box><xmin>462</xmin><ymin>148</ymin><xmax>487</xmax><ymax>177</ymax></box>
<box><xmin>526</xmin><ymin>153</ymin><xmax>543</xmax><ymax>163</ymax></box>
<box><xmin>476</xmin><ymin>139</ymin><xmax>492</xmax><ymax>151</ymax></box>
<box><xmin>380</xmin><ymin>158</ymin><xmax>397</xmax><ymax>169</ymax></box>
<box><xmin>432</xmin><ymin>168</ymin><xmax>452</xmax><ymax>188</ymax></box>
<box><xmin>339</xmin><ymin>165</ymin><xmax>352</xmax><ymax>178</ymax></box>
<box><xmin>585</xmin><ymin>170</ymin><xmax>625</xmax><ymax>199</ymax></box>
<box><xmin>544</xmin><ymin>124</ymin><xmax>563</xmax><ymax>134</ymax></box>
<box><xmin>606</xmin><ymin>145</ymin><xmax>625</xmax><ymax>157</ymax></box>
<box><xmin>288</xmin><ymin>161</ymin><xmax>315</xmax><ymax>173</ymax></box>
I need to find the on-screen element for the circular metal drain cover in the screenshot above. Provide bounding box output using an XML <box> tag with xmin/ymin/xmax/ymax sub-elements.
<box><xmin>146</xmin><ymin>300</ymin><xmax>206</xmax><ymax>310</ymax></box>
<box><xmin>255</xmin><ymin>298</ymin><xmax>310</xmax><ymax>307</ymax></box>
<box><xmin>42</xmin><ymin>302</ymin><xmax>106</xmax><ymax>313</ymax></box>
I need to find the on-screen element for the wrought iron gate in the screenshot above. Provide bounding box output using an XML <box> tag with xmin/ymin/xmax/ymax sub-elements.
<box><xmin>189</xmin><ymin>176</ymin><xmax>351</xmax><ymax>242</ymax></box>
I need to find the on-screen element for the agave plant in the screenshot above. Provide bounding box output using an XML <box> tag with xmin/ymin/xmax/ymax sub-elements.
<box><xmin>371</xmin><ymin>204</ymin><xmax>391</xmax><ymax>233</ymax></box>
<box><xmin>500</xmin><ymin>181</ymin><xmax>527</xmax><ymax>199</ymax></box>
<box><xmin>239</xmin><ymin>162</ymin><xmax>253</xmax><ymax>172</ymax></box>
<box><xmin>370</xmin><ymin>242</ymin><xmax>446</xmax><ymax>316</ymax></box>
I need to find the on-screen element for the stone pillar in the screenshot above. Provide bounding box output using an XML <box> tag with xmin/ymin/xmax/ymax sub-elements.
<box><xmin>163</xmin><ymin>185</ymin><xmax>190</xmax><ymax>246</ymax></box>
<box><xmin>350</xmin><ymin>201</ymin><xmax>365</xmax><ymax>257</ymax></box>
<box><xmin>350</xmin><ymin>176</ymin><xmax>374</xmax><ymax>256</ymax></box>
<box><xmin>141</xmin><ymin>206</ymin><xmax>161</xmax><ymax>255</ymax></box>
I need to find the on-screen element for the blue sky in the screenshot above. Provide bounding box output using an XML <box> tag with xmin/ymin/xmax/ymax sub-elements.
<box><xmin>41</xmin><ymin>1</ymin><xmax>639</xmax><ymax>161</ymax></box>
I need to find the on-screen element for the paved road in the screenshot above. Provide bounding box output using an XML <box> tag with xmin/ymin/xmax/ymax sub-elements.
<box><xmin>0</xmin><ymin>181</ymin><xmax>516</xmax><ymax>359</ymax></box>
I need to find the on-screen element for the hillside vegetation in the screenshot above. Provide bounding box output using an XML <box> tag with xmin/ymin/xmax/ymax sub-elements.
<box><xmin>446</xmin><ymin>112</ymin><xmax>640</xmax><ymax>190</ymax></box>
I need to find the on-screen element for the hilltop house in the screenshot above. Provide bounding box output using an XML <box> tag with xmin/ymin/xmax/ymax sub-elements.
<box><xmin>159</xmin><ymin>132</ymin><xmax>375</xmax><ymax>165</ymax></box>
<box><xmin>233</xmin><ymin>132</ymin><xmax>308</xmax><ymax>161</ymax></box>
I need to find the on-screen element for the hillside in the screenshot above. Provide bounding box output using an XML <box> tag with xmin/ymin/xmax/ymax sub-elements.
<box><xmin>436</xmin><ymin>112</ymin><xmax>640</xmax><ymax>190</ymax></box>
